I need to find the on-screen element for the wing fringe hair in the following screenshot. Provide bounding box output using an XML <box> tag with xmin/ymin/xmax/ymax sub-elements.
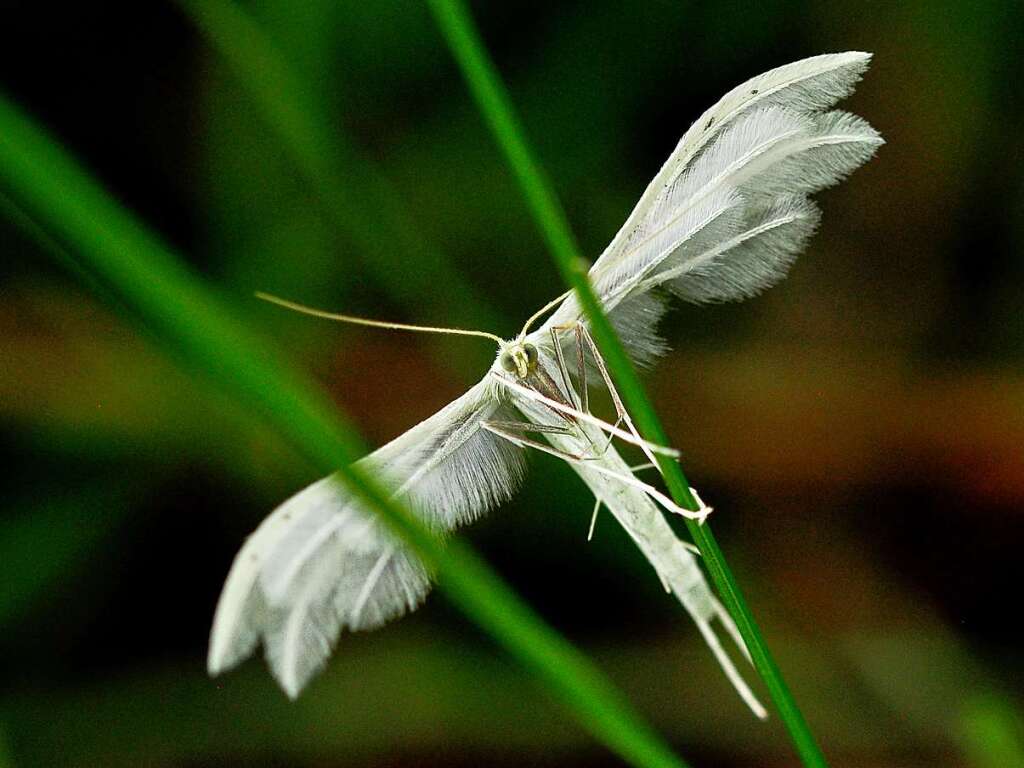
<box><xmin>208</xmin><ymin>382</ymin><xmax>526</xmax><ymax>697</ymax></box>
<box><xmin>545</xmin><ymin>51</ymin><xmax>881</xmax><ymax>362</ymax></box>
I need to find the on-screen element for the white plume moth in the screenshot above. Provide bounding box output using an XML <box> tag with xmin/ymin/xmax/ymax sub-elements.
<box><xmin>208</xmin><ymin>52</ymin><xmax>881</xmax><ymax>718</ymax></box>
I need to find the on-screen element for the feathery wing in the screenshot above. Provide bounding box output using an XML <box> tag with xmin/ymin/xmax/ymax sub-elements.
<box><xmin>208</xmin><ymin>377</ymin><xmax>526</xmax><ymax>697</ymax></box>
<box><xmin>541</xmin><ymin>52</ymin><xmax>882</xmax><ymax>360</ymax></box>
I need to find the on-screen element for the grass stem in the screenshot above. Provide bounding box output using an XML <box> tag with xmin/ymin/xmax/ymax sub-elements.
<box><xmin>425</xmin><ymin>1</ymin><xmax>830</xmax><ymax>765</ymax></box>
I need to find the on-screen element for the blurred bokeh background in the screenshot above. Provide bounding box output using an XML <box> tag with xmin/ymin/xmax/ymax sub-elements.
<box><xmin>2</xmin><ymin>1</ymin><xmax>1022</xmax><ymax>766</ymax></box>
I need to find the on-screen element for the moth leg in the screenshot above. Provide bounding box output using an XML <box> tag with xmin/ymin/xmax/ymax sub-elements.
<box><xmin>491</xmin><ymin>372</ymin><xmax>678</xmax><ymax>458</ymax></box>
<box><xmin>480</xmin><ymin>422</ymin><xmax>670</xmax><ymax>536</ymax></box>
<box><xmin>549</xmin><ymin>322</ymin><xmax>589</xmax><ymax>415</ymax></box>
<box><xmin>593</xmin><ymin>415</ymin><xmax>625</xmax><ymax>456</ymax></box>
<box><xmin>547</xmin><ymin>326</ymin><xmax>578</xmax><ymax>412</ymax></box>
<box><xmin>686</xmin><ymin>485</ymin><xmax>714</xmax><ymax>527</ymax></box>
<box><xmin>573</xmin><ymin>322</ymin><xmax>588</xmax><ymax>416</ymax></box>
<box><xmin>587</xmin><ymin>500</ymin><xmax>700</xmax><ymax>553</ymax></box>
<box><xmin>549</xmin><ymin>324</ymin><xmax>609</xmax><ymax>455</ymax></box>
<box><xmin>481</xmin><ymin>421</ymin><xmax>589</xmax><ymax>461</ymax></box>
<box><xmin>550</xmin><ymin>321</ymin><xmax>644</xmax><ymax>460</ymax></box>
<box><xmin>587</xmin><ymin>497</ymin><xmax>601</xmax><ymax>541</ymax></box>
<box><xmin>572</xmin><ymin>325</ymin><xmax>714</xmax><ymax>526</ymax></box>
<box><xmin>588</xmin><ymin>462</ymin><xmax>677</xmax><ymax>530</ymax></box>
<box><xmin>573</xmin><ymin>322</ymin><xmax>660</xmax><ymax>469</ymax></box>
<box><xmin>483</xmin><ymin>420</ymin><xmax>576</xmax><ymax>436</ymax></box>
<box><xmin>482</xmin><ymin>421</ymin><xmax>707</xmax><ymax>522</ymax></box>
<box><xmin>584</xmin><ymin>462</ymin><xmax>663</xmax><ymax>544</ymax></box>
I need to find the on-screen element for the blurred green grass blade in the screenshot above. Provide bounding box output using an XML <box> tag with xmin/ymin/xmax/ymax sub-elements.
<box><xmin>1</xmin><ymin>191</ymin><xmax>114</xmax><ymax>304</ymax></box>
<box><xmin>425</xmin><ymin>1</ymin><xmax>830</xmax><ymax>765</ymax></box>
<box><xmin>0</xmin><ymin>485</ymin><xmax>131</xmax><ymax>628</ymax></box>
<box><xmin>960</xmin><ymin>694</ymin><xmax>1024</xmax><ymax>768</ymax></box>
<box><xmin>0</xmin><ymin>93</ymin><xmax>689</xmax><ymax>768</ymax></box>
<box><xmin>176</xmin><ymin>0</ymin><xmax>504</xmax><ymax>333</ymax></box>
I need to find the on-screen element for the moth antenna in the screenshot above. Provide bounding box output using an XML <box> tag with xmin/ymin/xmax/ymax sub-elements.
<box><xmin>518</xmin><ymin>288</ymin><xmax>573</xmax><ymax>338</ymax></box>
<box><xmin>256</xmin><ymin>292</ymin><xmax>506</xmax><ymax>345</ymax></box>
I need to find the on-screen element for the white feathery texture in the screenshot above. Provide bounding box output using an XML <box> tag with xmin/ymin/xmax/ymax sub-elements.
<box><xmin>208</xmin><ymin>380</ymin><xmax>526</xmax><ymax>697</ymax></box>
<box><xmin>658</xmin><ymin>197</ymin><xmax>822</xmax><ymax>303</ymax></box>
<box><xmin>545</xmin><ymin>51</ymin><xmax>881</xmax><ymax>347</ymax></box>
<box><xmin>610</xmin><ymin>49</ymin><xmax>874</xmax><ymax>253</ymax></box>
<box><xmin>540</xmin><ymin>289</ymin><xmax>670</xmax><ymax>376</ymax></box>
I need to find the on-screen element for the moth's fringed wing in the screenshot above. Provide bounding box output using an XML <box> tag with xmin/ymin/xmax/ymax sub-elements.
<box><xmin>208</xmin><ymin>381</ymin><xmax>526</xmax><ymax>697</ymax></box>
<box><xmin>544</xmin><ymin>51</ymin><xmax>881</xmax><ymax>338</ymax></box>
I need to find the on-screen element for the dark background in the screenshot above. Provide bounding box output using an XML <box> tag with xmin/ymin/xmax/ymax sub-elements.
<box><xmin>1</xmin><ymin>1</ymin><xmax>1022</xmax><ymax>766</ymax></box>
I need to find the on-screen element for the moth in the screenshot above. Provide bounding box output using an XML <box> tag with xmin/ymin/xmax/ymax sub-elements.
<box><xmin>208</xmin><ymin>52</ymin><xmax>881</xmax><ymax>717</ymax></box>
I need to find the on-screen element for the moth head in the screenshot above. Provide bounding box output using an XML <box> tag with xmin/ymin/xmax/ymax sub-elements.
<box><xmin>498</xmin><ymin>341</ymin><xmax>538</xmax><ymax>379</ymax></box>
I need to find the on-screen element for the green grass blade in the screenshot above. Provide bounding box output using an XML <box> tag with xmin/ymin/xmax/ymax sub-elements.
<box><xmin>959</xmin><ymin>694</ymin><xmax>1024</xmax><ymax>768</ymax></box>
<box><xmin>176</xmin><ymin>0</ymin><xmax>504</xmax><ymax>333</ymax></box>
<box><xmin>425</xmin><ymin>1</ymin><xmax>830</xmax><ymax>765</ymax></box>
<box><xmin>0</xmin><ymin>92</ymin><xmax>690</xmax><ymax>768</ymax></box>
<box><xmin>0</xmin><ymin>484</ymin><xmax>131</xmax><ymax>628</ymax></box>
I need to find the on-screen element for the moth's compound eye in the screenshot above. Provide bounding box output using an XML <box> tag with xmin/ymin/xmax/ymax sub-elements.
<box><xmin>524</xmin><ymin>344</ymin><xmax>538</xmax><ymax>366</ymax></box>
<box><xmin>499</xmin><ymin>351</ymin><xmax>516</xmax><ymax>372</ymax></box>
